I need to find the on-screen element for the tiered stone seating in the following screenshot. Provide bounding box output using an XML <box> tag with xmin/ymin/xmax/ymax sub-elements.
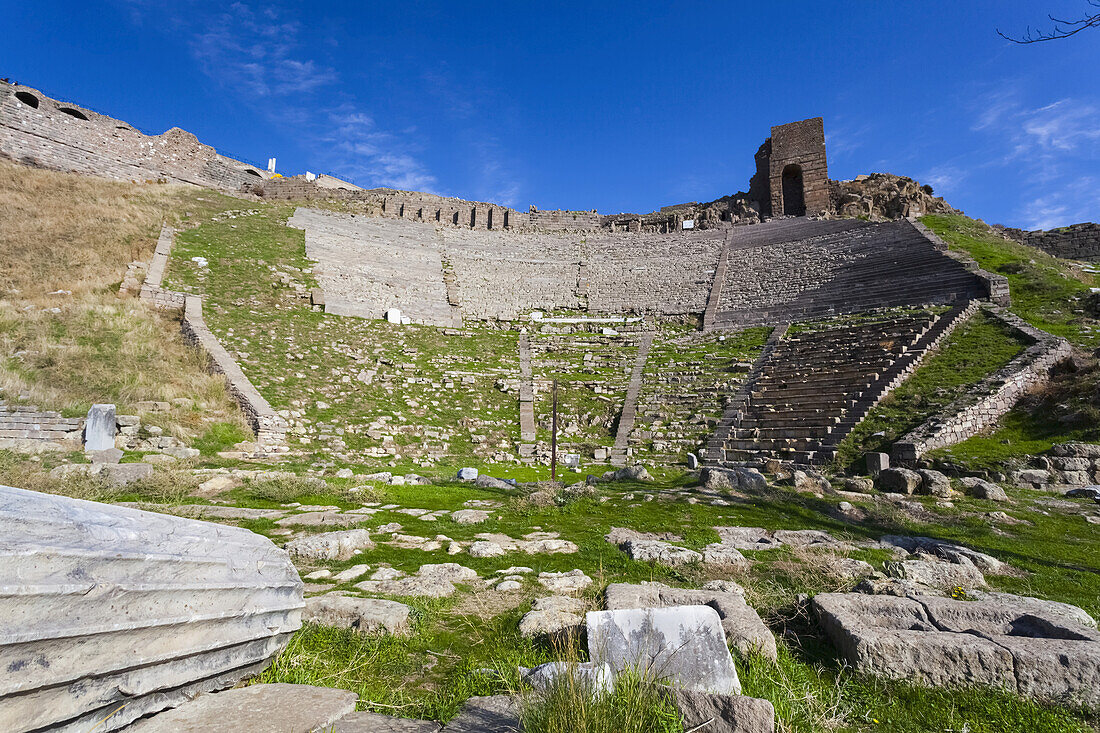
<box><xmin>288</xmin><ymin>209</ymin><xmax>457</xmax><ymax>326</ymax></box>
<box><xmin>583</xmin><ymin>231</ymin><xmax>724</xmax><ymax>314</ymax></box>
<box><xmin>712</xmin><ymin>220</ymin><xmax>984</xmax><ymax>328</ymax></box>
<box><xmin>708</xmin><ymin>310</ymin><xmax>944</xmax><ymax>465</ymax></box>
<box><xmin>438</xmin><ymin>228</ymin><xmax>583</xmax><ymax>319</ymax></box>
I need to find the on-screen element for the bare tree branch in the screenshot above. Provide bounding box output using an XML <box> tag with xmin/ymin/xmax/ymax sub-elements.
<box><xmin>998</xmin><ymin>0</ymin><xmax>1100</xmax><ymax>42</ymax></box>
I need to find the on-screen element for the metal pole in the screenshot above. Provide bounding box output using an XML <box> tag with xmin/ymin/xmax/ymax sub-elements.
<box><xmin>550</xmin><ymin>379</ymin><xmax>558</xmax><ymax>481</ymax></box>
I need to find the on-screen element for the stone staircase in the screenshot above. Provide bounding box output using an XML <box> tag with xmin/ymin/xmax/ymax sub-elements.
<box><xmin>705</xmin><ymin>302</ymin><xmax>978</xmax><ymax>465</ymax></box>
<box><xmin>610</xmin><ymin>333</ymin><xmax>655</xmax><ymax>465</ymax></box>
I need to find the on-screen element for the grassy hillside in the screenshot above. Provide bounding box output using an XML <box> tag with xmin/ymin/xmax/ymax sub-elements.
<box><xmin>0</xmin><ymin>159</ymin><xmax>248</xmax><ymax>449</ymax></box>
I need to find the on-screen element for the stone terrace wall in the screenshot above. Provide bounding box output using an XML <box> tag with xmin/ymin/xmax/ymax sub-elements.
<box><xmin>258</xmin><ymin>177</ymin><xmax>597</xmax><ymax>232</ymax></box>
<box><xmin>0</xmin><ymin>82</ymin><xmax>268</xmax><ymax>190</ymax></box>
<box><xmin>998</xmin><ymin>223</ymin><xmax>1100</xmax><ymax>261</ymax></box>
<box><xmin>180</xmin><ymin>296</ymin><xmax>288</xmax><ymax>450</ymax></box>
<box><xmin>138</xmin><ymin>225</ymin><xmax>187</xmax><ymax>311</ymax></box>
<box><xmin>891</xmin><ymin>308</ymin><xmax>1072</xmax><ymax>463</ymax></box>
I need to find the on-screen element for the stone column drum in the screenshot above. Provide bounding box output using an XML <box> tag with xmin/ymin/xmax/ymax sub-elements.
<box><xmin>0</xmin><ymin>485</ymin><xmax>304</xmax><ymax>732</ymax></box>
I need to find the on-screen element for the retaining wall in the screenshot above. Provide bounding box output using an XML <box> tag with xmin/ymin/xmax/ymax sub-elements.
<box><xmin>891</xmin><ymin>308</ymin><xmax>1072</xmax><ymax>462</ymax></box>
<box><xmin>180</xmin><ymin>296</ymin><xmax>287</xmax><ymax>450</ymax></box>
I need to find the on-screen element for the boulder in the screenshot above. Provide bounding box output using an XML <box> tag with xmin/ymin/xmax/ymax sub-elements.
<box><xmin>355</xmin><ymin>563</ymin><xmax>478</xmax><ymax>598</ymax></box>
<box><xmin>813</xmin><ymin>592</ymin><xmax>1100</xmax><ymax>707</ymax></box>
<box><xmin>1066</xmin><ymin>486</ymin><xmax>1100</xmax><ymax>500</ymax></box>
<box><xmin>84</xmin><ymin>403</ymin><xmax>117</xmax><ymax>451</ymax></box>
<box><xmin>285</xmin><ymin>529</ymin><xmax>373</xmax><ymax>561</ymax></box>
<box><xmin>1013</xmin><ymin>469</ymin><xmax>1051</xmax><ymax>487</ymax></box>
<box><xmin>87</xmin><ymin>447</ymin><xmax>123</xmax><ymax>465</ymax></box>
<box><xmin>608</xmin><ymin>465</ymin><xmax>652</xmax><ymax>481</ymax></box>
<box><xmin>701</xmin><ymin>466</ymin><xmax>767</xmax><ymax>492</ymax></box>
<box><xmin>587</xmin><ymin>605</ymin><xmax>741</xmax><ymax>695</ymax></box>
<box><xmin>303</xmin><ymin>595</ymin><xmax>411</xmax><ymax>635</ymax></box>
<box><xmin>876</xmin><ymin>468</ymin><xmax>921</xmax><ymax>494</ymax></box>
<box><xmin>196</xmin><ymin>475</ymin><xmax>237</xmax><ymax>496</ymax></box>
<box><xmin>1051</xmin><ymin>443</ymin><xmax>1100</xmax><ymax>458</ymax></box>
<box><xmin>890</xmin><ymin>558</ymin><xmax>986</xmax><ymax>590</ymax></box>
<box><xmin>842</xmin><ymin>477</ymin><xmax>874</xmax><ymax>493</ymax></box>
<box><xmin>126</xmin><ymin>684</ymin><xmax>356</xmax><ymax>733</ymax></box>
<box><xmin>663</xmin><ymin>689</ymin><xmax>776</xmax><ymax>733</ymax></box>
<box><xmin>0</xmin><ymin>485</ymin><xmax>302</xmax><ymax>732</ymax></box>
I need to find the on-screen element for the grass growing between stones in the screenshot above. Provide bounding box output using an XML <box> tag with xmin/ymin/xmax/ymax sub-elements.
<box><xmin>519</xmin><ymin>667</ymin><xmax>682</xmax><ymax>733</ymax></box>
<box><xmin>834</xmin><ymin>309</ymin><xmax>1027</xmax><ymax>470</ymax></box>
<box><xmin>922</xmin><ymin>214</ymin><xmax>1100</xmax><ymax>348</ymax></box>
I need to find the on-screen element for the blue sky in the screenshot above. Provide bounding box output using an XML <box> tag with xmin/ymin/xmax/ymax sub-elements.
<box><xmin>3</xmin><ymin>1</ymin><xmax>1099</xmax><ymax>229</ymax></box>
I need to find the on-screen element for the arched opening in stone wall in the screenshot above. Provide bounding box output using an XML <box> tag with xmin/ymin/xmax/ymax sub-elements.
<box><xmin>244</xmin><ymin>169</ymin><xmax>262</xmax><ymax>177</ymax></box>
<box><xmin>58</xmin><ymin>107</ymin><xmax>89</xmax><ymax>121</ymax></box>
<box><xmin>781</xmin><ymin>164</ymin><xmax>806</xmax><ymax>216</ymax></box>
<box><xmin>15</xmin><ymin>91</ymin><xmax>39</xmax><ymax>109</ymax></box>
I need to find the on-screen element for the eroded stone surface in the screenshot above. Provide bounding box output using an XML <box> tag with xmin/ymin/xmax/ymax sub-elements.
<box><xmin>285</xmin><ymin>529</ymin><xmax>373</xmax><ymax>561</ymax></box>
<box><xmin>440</xmin><ymin>696</ymin><xmax>519</xmax><ymax>733</ymax></box>
<box><xmin>303</xmin><ymin>595</ymin><xmax>411</xmax><ymax>635</ymax></box>
<box><xmin>127</xmin><ymin>684</ymin><xmax>356</xmax><ymax>733</ymax></box>
<box><xmin>664</xmin><ymin>689</ymin><xmax>776</xmax><ymax>733</ymax></box>
<box><xmin>519</xmin><ymin>596</ymin><xmax>587</xmax><ymax>638</ymax></box>
<box><xmin>813</xmin><ymin>592</ymin><xmax>1100</xmax><ymax>706</ymax></box>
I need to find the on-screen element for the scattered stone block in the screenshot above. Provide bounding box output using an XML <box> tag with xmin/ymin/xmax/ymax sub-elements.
<box><xmin>813</xmin><ymin>592</ymin><xmax>1100</xmax><ymax>707</ymax></box>
<box><xmin>84</xmin><ymin>403</ymin><xmax>117</xmax><ymax>451</ymax></box>
<box><xmin>356</xmin><ymin>563</ymin><xmax>478</xmax><ymax>598</ymax></box>
<box><xmin>285</xmin><ymin>529</ymin><xmax>373</xmax><ymax>561</ymax></box>
<box><xmin>537</xmin><ymin>569</ymin><xmax>592</xmax><ymax>594</ymax></box>
<box><xmin>303</xmin><ymin>595</ymin><xmax>411</xmax><ymax>635</ymax></box>
<box><xmin>876</xmin><ymin>468</ymin><xmax>921</xmax><ymax>494</ymax></box>
<box><xmin>474</xmin><ymin>474</ymin><xmax>514</xmax><ymax>490</ymax></box>
<box><xmin>127</xmin><ymin>684</ymin><xmax>356</xmax><ymax>733</ymax></box>
<box><xmin>457</xmin><ymin>467</ymin><xmax>479</xmax><ymax>481</ymax></box>
<box><xmin>663</xmin><ymin>689</ymin><xmax>776</xmax><ymax>733</ymax></box>
<box><xmin>587</xmin><ymin>605</ymin><xmax>741</xmax><ymax>695</ymax></box>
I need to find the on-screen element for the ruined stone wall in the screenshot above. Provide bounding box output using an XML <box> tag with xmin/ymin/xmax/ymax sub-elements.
<box><xmin>763</xmin><ymin>118</ymin><xmax>830</xmax><ymax>217</ymax></box>
<box><xmin>527</xmin><ymin>208</ymin><xmax>600</xmax><ymax>230</ymax></box>
<box><xmin>891</xmin><ymin>308</ymin><xmax>1072</xmax><ymax>463</ymax></box>
<box><xmin>998</xmin><ymin>223</ymin><xmax>1100</xmax><ymax>261</ymax></box>
<box><xmin>180</xmin><ymin>296</ymin><xmax>287</xmax><ymax>450</ymax></box>
<box><xmin>0</xmin><ymin>82</ymin><xmax>268</xmax><ymax>190</ymax></box>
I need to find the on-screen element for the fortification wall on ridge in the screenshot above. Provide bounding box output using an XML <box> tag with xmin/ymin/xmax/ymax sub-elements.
<box><xmin>997</xmin><ymin>223</ymin><xmax>1100</xmax><ymax>261</ymax></box>
<box><xmin>0</xmin><ymin>82</ymin><xmax>268</xmax><ymax>190</ymax></box>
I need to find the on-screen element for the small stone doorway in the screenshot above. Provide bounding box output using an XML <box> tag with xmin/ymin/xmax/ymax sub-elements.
<box><xmin>781</xmin><ymin>164</ymin><xmax>806</xmax><ymax>216</ymax></box>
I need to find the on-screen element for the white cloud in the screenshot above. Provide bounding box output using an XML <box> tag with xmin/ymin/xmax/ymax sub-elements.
<box><xmin>968</xmin><ymin>87</ymin><xmax>1100</xmax><ymax>228</ymax></box>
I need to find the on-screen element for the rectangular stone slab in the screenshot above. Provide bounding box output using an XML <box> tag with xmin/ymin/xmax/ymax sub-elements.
<box><xmin>587</xmin><ymin>605</ymin><xmax>741</xmax><ymax>695</ymax></box>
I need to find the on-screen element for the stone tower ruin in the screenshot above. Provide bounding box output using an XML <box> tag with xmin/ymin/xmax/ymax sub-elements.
<box><xmin>750</xmin><ymin>117</ymin><xmax>829</xmax><ymax>218</ymax></box>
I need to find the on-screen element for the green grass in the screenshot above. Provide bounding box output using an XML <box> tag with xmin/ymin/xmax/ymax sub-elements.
<box><xmin>933</xmin><ymin>357</ymin><xmax>1100</xmax><ymax>472</ymax></box>
<box><xmin>835</xmin><ymin>309</ymin><xmax>1027</xmax><ymax>469</ymax></box>
<box><xmin>922</xmin><ymin>214</ymin><xmax>1100</xmax><ymax>348</ymax></box>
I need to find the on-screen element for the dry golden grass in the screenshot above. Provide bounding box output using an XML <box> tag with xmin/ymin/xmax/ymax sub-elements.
<box><xmin>0</xmin><ymin>157</ymin><xmax>189</xmax><ymax>297</ymax></box>
<box><xmin>0</xmin><ymin>159</ymin><xmax>248</xmax><ymax>437</ymax></box>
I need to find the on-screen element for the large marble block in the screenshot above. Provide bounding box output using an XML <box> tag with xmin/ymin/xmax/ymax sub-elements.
<box><xmin>0</xmin><ymin>484</ymin><xmax>304</xmax><ymax>732</ymax></box>
<box><xmin>84</xmin><ymin>403</ymin><xmax>116</xmax><ymax>451</ymax></box>
<box><xmin>587</xmin><ymin>605</ymin><xmax>741</xmax><ymax>695</ymax></box>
